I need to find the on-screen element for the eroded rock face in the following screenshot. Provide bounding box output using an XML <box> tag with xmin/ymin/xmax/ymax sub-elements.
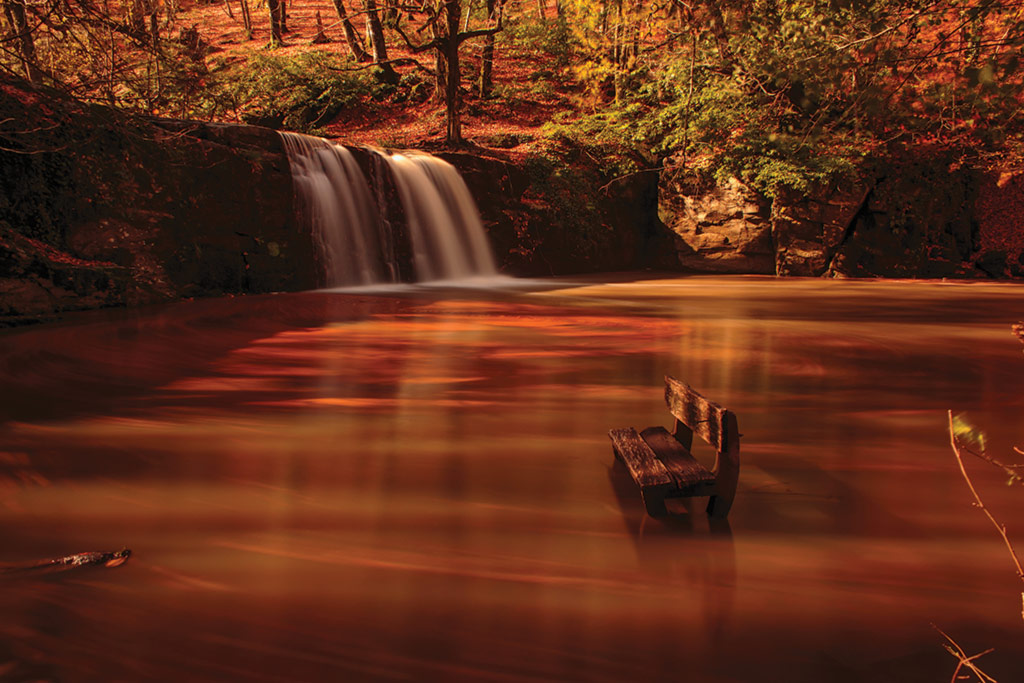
<box><xmin>829</xmin><ymin>156</ymin><xmax>977</xmax><ymax>278</ymax></box>
<box><xmin>661</xmin><ymin>176</ymin><xmax>774</xmax><ymax>274</ymax></box>
<box><xmin>772</xmin><ymin>183</ymin><xmax>869</xmax><ymax>277</ymax></box>
<box><xmin>0</xmin><ymin>221</ymin><xmax>130</xmax><ymax>324</ymax></box>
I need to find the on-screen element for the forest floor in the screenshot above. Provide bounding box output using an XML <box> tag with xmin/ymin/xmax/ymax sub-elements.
<box><xmin>175</xmin><ymin>0</ymin><xmax>573</xmax><ymax>152</ymax></box>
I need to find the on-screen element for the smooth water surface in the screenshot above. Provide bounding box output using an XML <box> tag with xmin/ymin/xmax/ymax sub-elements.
<box><xmin>1</xmin><ymin>276</ymin><xmax>1022</xmax><ymax>681</ymax></box>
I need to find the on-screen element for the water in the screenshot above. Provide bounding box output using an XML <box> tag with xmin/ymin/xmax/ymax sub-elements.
<box><xmin>281</xmin><ymin>134</ymin><xmax>496</xmax><ymax>286</ymax></box>
<box><xmin>0</xmin><ymin>276</ymin><xmax>1022</xmax><ymax>681</ymax></box>
<box><xmin>280</xmin><ymin>133</ymin><xmax>387</xmax><ymax>286</ymax></box>
<box><xmin>382</xmin><ymin>151</ymin><xmax>498</xmax><ymax>282</ymax></box>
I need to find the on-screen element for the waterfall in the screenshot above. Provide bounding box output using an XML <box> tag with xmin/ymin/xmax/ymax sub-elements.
<box><xmin>280</xmin><ymin>132</ymin><xmax>497</xmax><ymax>286</ymax></box>
<box><xmin>280</xmin><ymin>132</ymin><xmax>388</xmax><ymax>286</ymax></box>
<box><xmin>379</xmin><ymin>151</ymin><xmax>498</xmax><ymax>282</ymax></box>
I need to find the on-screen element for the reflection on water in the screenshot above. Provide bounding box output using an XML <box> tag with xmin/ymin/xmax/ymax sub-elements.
<box><xmin>1</xmin><ymin>276</ymin><xmax>1023</xmax><ymax>681</ymax></box>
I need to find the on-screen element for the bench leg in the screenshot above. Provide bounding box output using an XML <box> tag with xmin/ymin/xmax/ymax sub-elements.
<box><xmin>706</xmin><ymin>436</ymin><xmax>740</xmax><ymax>518</ymax></box>
<box><xmin>704</xmin><ymin>413</ymin><xmax>737</xmax><ymax>520</ymax></box>
<box><xmin>706</xmin><ymin>492</ymin><xmax>732</xmax><ymax>518</ymax></box>
<box><xmin>640</xmin><ymin>486</ymin><xmax>670</xmax><ymax>518</ymax></box>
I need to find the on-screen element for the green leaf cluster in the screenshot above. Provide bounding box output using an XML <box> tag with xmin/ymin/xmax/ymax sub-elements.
<box><xmin>221</xmin><ymin>52</ymin><xmax>373</xmax><ymax>133</ymax></box>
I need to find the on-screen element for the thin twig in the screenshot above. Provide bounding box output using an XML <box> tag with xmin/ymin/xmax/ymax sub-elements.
<box><xmin>948</xmin><ymin>410</ymin><xmax>1024</xmax><ymax>622</ymax></box>
<box><xmin>932</xmin><ymin>623</ymin><xmax>998</xmax><ymax>683</ymax></box>
<box><xmin>596</xmin><ymin>166</ymin><xmax>661</xmax><ymax>194</ymax></box>
<box><xmin>957</xmin><ymin>442</ymin><xmax>1024</xmax><ymax>484</ymax></box>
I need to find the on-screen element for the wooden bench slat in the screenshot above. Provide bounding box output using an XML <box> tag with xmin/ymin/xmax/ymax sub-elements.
<box><xmin>639</xmin><ymin>426</ymin><xmax>716</xmax><ymax>494</ymax></box>
<box><xmin>608</xmin><ymin>428</ymin><xmax>673</xmax><ymax>488</ymax></box>
<box><xmin>608</xmin><ymin>427</ymin><xmax>674</xmax><ymax>517</ymax></box>
<box><xmin>663</xmin><ymin>375</ymin><xmax>729</xmax><ymax>452</ymax></box>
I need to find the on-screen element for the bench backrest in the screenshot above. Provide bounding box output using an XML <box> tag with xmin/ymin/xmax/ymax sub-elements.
<box><xmin>663</xmin><ymin>375</ymin><xmax>739</xmax><ymax>455</ymax></box>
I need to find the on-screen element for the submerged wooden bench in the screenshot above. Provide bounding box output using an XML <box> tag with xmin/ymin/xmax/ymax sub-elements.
<box><xmin>609</xmin><ymin>376</ymin><xmax>740</xmax><ymax>518</ymax></box>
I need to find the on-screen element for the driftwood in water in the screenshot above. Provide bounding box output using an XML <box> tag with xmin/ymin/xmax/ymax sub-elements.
<box><xmin>609</xmin><ymin>376</ymin><xmax>740</xmax><ymax>518</ymax></box>
<box><xmin>1</xmin><ymin>548</ymin><xmax>131</xmax><ymax>576</ymax></box>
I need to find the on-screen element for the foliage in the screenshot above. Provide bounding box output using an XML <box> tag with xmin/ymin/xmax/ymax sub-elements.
<box><xmin>952</xmin><ymin>412</ymin><xmax>988</xmax><ymax>455</ymax></box>
<box><xmin>0</xmin><ymin>0</ymin><xmax>225</xmax><ymax>118</ymax></box>
<box><xmin>554</xmin><ymin>0</ymin><xmax>1024</xmax><ymax>195</ymax></box>
<box><xmin>1</xmin><ymin>0</ymin><xmax>1021</xmax><ymax>182</ymax></box>
<box><xmin>499</xmin><ymin>11</ymin><xmax>572</xmax><ymax>68</ymax></box>
<box><xmin>222</xmin><ymin>52</ymin><xmax>373</xmax><ymax>132</ymax></box>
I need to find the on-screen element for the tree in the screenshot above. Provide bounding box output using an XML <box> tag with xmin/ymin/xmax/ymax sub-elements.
<box><xmin>552</xmin><ymin>0</ymin><xmax>1024</xmax><ymax>196</ymax></box>
<box><xmin>331</xmin><ymin>0</ymin><xmax>371</xmax><ymax>62</ymax></box>
<box><xmin>394</xmin><ymin>0</ymin><xmax>503</xmax><ymax>145</ymax></box>
<box><xmin>364</xmin><ymin>0</ymin><xmax>397</xmax><ymax>82</ymax></box>
<box><xmin>2</xmin><ymin>0</ymin><xmax>43</xmax><ymax>82</ymax></box>
<box><xmin>478</xmin><ymin>0</ymin><xmax>503</xmax><ymax>97</ymax></box>
<box><xmin>0</xmin><ymin>0</ymin><xmax>218</xmax><ymax>116</ymax></box>
<box><xmin>266</xmin><ymin>0</ymin><xmax>285</xmax><ymax>45</ymax></box>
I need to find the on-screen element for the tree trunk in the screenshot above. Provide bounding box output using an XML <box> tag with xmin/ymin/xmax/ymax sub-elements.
<box><xmin>331</xmin><ymin>0</ymin><xmax>370</xmax><ymax>61</ymax></box>
<box><xmin>241</xmin><ymin>0</ymin><xmax>253</xmax><ymax>39</ymax></box>
<box><xmin>277</xmin><ymin>0</ymin><xmax>288</xmax><ymax>33</ymax></box>
<box><xmin>612</xmin><ymin>0</ymin><xmax>622</xmax><ymax>103</ymax></box>
<box><xmin>445</xmin><ymin>46</ymin><xmax>460</xmax><ymax>145</ymax></box>
<box><xmin>149</xmin><ymin>8</ymin><xmax>159</xmax><ymax>45</ymax></box>
<box><xmin>266</xmin><ymin>0</ymin><xmax>284</xmax><ymax>45</ymax></box>
<box><xmin>240</xmin><ymin>0</ymin><xmax>253</xmax><ymax>40</ymax></box>
<box><xmin>434</xmin><ymin>48</ymin><xmax>447</xmax><ymax>102</ymax></box>
<box><xmin>312</xmin><ymin>10</ymin><xmax>329</xmax><ymax>43</ymax></box>
<box><xmin>443</xmin><ymin>0</ymin><xmax>461</xmax><ymax>145</ymax></box>
<box><xmin>478</xmin><ymin>0</ymin><xmax>496</xmax><ymax>97</ymax></box>
<box><xmin>364</xmin><ymin>0</ymin><xmax>397</xmax><ymax>82</ymax></box>
<box><xmin>2</xmin><ymin>0</ymin><xmax>42</xmax><ymax>83</ymax></box>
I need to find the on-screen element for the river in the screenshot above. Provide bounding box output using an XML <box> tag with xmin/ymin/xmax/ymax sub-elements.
<box><xmin>1</xmin><ymin>275</ymin><xmax>1022</xmax><ymax>681</ymax></box>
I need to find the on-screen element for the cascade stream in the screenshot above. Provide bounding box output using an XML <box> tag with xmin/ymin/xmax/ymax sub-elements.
<box><xmin>280</xmin><ymin>132</ymin><xmax>497</xmax><ymax>287</ymax></box>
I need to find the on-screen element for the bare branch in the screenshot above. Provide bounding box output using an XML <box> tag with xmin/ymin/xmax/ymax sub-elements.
<box><xmin>957</xmin><ymin>442</ymin><xmax>1024</xmax><ymax>485</ymax></box>
<box><xmin>831</xmin><ymin>0</ymin><xmax>944</xmax><ymax>52</ymax></box>
<box><xmin>948</xmin><ymin>411</ymin><xmax>1024</xmax><ymax>600</ymax></box>
<box><xmin>455</xmin><ymin>0</ymin><xmax>502</xmax><ymax>45</ymax></box>
<box><xmin>324</xmin><ymin>55</ymin><xmax>431</xmax><ymax>74</ymax></box>
<box><xmin>390</xmin><ymin>18</ymin><xmax>438</xmax><ymax>52</ymax></box>
<box><xmin>932</xmin><ymin>623</ymin><xmax>998</xmax><ymax>683</ymax></box>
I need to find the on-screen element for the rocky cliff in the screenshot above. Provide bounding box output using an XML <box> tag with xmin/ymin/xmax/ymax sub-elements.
<box><xmin>661</xmin><ymin>151</ymin><xmax>1024</xmax><ymax>279</ymax></box>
